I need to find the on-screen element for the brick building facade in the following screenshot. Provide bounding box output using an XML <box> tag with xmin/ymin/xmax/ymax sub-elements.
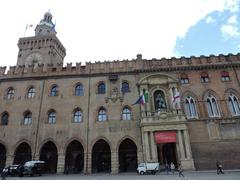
<box><xmin>0</xmin><ymin>12</ymin><xmax>239</xmax><ymax>174</ymax></box>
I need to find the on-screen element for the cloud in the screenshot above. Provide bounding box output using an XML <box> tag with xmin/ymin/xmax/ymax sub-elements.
<box><xmin>221</xmin><ymin>24</ymin><xmax>240</xmax><ymax>38</ymax></box>
<box><xmin>224</xmin><ymin>0</ymin><xmax>240</xmax><ymax>12</ymax></box>
<box><xmin>206</xmin><ymin>16</ymin><xmax>216</xmax><ymax>24</ymax></box>
<box><xmin>227</xmin><ymin>15</ymin><xmax>238</xmax><ymax>24</ymax></box>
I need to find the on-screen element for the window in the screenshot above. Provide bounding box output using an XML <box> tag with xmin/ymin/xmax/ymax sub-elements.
<box><xmin>6</xmin><ymin>88</ymin><xmax>14</xmax><ymax>99</ymax></box>
<box><xmin>221</xmin><ymin>71</ymin><xmax>230</xmax><ymax>81</ymax></box>
<box><xmin>206</xmin><ymin>95</ymin><xmax>220</xmax><ymax>117</ymax></box>
<box><xmin>1</xmin><ymin>112</ymin><xmax>9</xmax><ymax>126</ymax></box>
<box><xmin>75</xmin><ymin>84</ymin><xmax>84</xmax><ymax>96</ymax></box>
<box><xmin>97</xmin><ymin>82</ymin><xmax>105</xmax><ymax>94</ymax></box>
<box><xmin>50</xmin><ymin>85</ymin><xmax>58</xmax><ymax>96</ymax></box>
<box><xmin>122</xmin><ymin>107</ymin><xmax>131</xmax><ymax>120</ymax></box>
<box><xmin>121</xmin><ymin>81</ymin><xmax>130</xmax><ymax>93</ymax></box>
<box><xmin>48</xmin><ymin>111</ymin><xmax>56</xmax><ymax>124</ymax></box>
<box><xmin>27</xmin><ymin>87</ymin><xmax>36</xmax><ymax>98</ymax></box>
<box><xmin>184</xmin><ymin>96</ymin><xmax>198</xmax><ymax>119</ymax></box>
<box><xmin>201</xmin><ymin>72</ymin><xmax>209</xmax><ymax>83</ymax></box>
<box><xmin>23</xmin><ymin>112</ymin><xmax>32</xmax><ymax>125</ymax></box>
<box><xmin>73</xmin><ymin>109</ymin><xmax>83</xmax><ymax>123</ymax></box>
<box><xmin>228</xmin><ymin>94</ymin><xmax>240</xmax><ymax>116</ymax></box>
<box><xmin>180</xmin><ymin>74</ymin><xmax>189</xmax><ymax>84</ymax></box>
<box><xmin>98</xmin><ymin>107</ymin><xmax>107</xmax><ymax>121</ymax></box>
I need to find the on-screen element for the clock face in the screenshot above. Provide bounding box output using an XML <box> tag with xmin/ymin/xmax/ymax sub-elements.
<box><xmin>25</xmin><ymin>52</ymin><xmax>43</xmax><ymax>66</ymax></box>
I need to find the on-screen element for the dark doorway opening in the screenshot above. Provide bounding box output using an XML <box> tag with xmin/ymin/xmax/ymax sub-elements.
<box><xmin>157</xmin><ymin>143</ymin><xmax>177</xmax><ymax>167</ymax></box>
<box><xmin>40</xmin><ymin>141</ymin><xmax>58</xmax><ymax>173</ymax></box>
<box><xmin>64</xmin><ymin>140</ymin><xmax>84</xmax><ymax>174</ymax></box>
<box><xmin>92</xmin><ymin>139</ymin><xmax>111</xmax><ymax>173</ymax></box>
<box><xmin>13</xmin><ymin>142</ymin><xmax>32</xmax><ymax>165</ymax></box>
<box><xmin>118</xmin><ymin>138</ymin><xmax>137</xmax><ymax>172</ymax></box>
<box><xmin>0</xmin><ymin>144</ymin><xmax>6</xmax><ymax>171</ymax></box>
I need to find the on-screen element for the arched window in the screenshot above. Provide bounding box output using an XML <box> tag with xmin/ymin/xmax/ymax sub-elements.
<box><xmin>121</xmin><ymin>81</ymin><xmax>130</xmax><ymax>93</ymax></box>
<box><xmin>27</xmin><ymin>87</ymin><xmax>36</xmax><ymax>98</ymax></box>
<box><xmin>122</xmin><ymin>107</ymin><xmax>131</xmax><ymax>120</ymax></box>
<box><xmin>48</xmin><ymin>110</ymin><xmax>56</xmax><ymax>124</ymax></box>
<box><xmin>73</xmin><ymin>109</ymin><xmax>83</xmax><ymax>123</ymax></box>
<box><xmin>221</xmin><ymin>71</ymin><xmax>230</xmax><ymax>81</ymax></box>
<box><xmin>50</xmin><ymin>85</ymin><xmax>58</xmax><ymax>97</ymax></box>
<box><xmin>23</xmin><ymin>111</ymin><xmax>32</xmax><ymax>125</ymax></box>
<box><xmin>154</xmin><ymin>90</ymin><xmax>167</xmax><ymax>110</ymax></box>
<box><xmin>184</xmin><ymin>96</ymin><xmax>198</xmax><ymax>119</ymax></box>
<box><xmin>97</xmin><ymin>82</ymin><xmax>105</xmax><ymax>94</ymax></box>
<box><xmin>228</xmin><ymin>94</ymin><xmax>240</xmax><ymax>116</ymax></box>
<box><xmin>180</xmin><ymin>74</ymin><xmax>189</xmax><ymax>84</ymax></box>
<box><xmin>75</xmin><ymin>84</ymin><xmax>84</xmax><ymax>96</ymax></box>
<box><xmin>98</xmin><ymin>107</ymin><xmax>107</xmax><ymax>121</ymax></box>
<box><xmin>201</xmin><ymin>72</ymin><xmax>209</xmax><ymax>83</ymax></box>
<box><xmin>1</xmin><ymin>112</ymin><xmax>9</xmax><ymax>125</ymax></box>
<box><xmin>6</xmin><ymin>87</ymin><xmax>14</xmax><ymax>99</ymax></box>
<box><xmin>206</xmin><ymin>95</ymin><xmax>220</xmax><ymax>117</ymax></box>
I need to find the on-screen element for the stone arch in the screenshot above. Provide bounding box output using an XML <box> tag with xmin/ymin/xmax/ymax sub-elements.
<box><xmin>39</xmin><ymin>141</ymin><xmax>58</xmax><ymax>174</ymax></box>
<box><xmin>138</xmin><ymin>73</ymin><xmax>178</xmax><ymax>84</ymax></box>
<box><xmin>91</xmin><ymin>138</ymin><xmax>111</xmax><ymax>173</ymax></box>
<box><xmin>0</xmin><ymin>143</ymin><xmax>6</xmax><ymax>171</ymax></box>
<box><xmin>202</xmin><ymin>89</ymin><xmax>221</xmax><ymax>101</ymax></box>
<box><xmin>117</xmin><ymin>137</ymin><xmax>138</xmax><ymax>172</ymax></box>
<box><xmin>13</xmin><ymin>142</ymin><xmax>32</xmax><ymax>164</ymax></box>
<box><xmin>224</xmin><ymin>88</ymin><xmax>240</xmax><ymax>100</ymax></box>
<box><xmin>64</xmin><ymin>140</ymin><xmax>84</xmax><ymax>174</ymax></box>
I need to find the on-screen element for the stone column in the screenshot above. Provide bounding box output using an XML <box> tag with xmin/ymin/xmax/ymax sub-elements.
<box><xmin>5</xmin><ymin>154</ymin><xmax>13</xmax><ymax>166</ymax></box>
<box><xmin>144</xmin><ymin>131</ymin><xmax>150</xmax><ymax>161</ymax></box>
<box><xmin>177</xmin><ymin>130</ymin><xmax>185</xmax><ymax>160</ymax></box>
<box><xmin>150</xmin><ymin>131</ymin><xmax>157</xmax><ymax>162</ymax></box>
<box><xmin>57</xmin><ymin>153</ymin><xmax>65</xmax><ymax>174</ymax></box>
<box><xmin>84</xmin><ymin>152</ymin><xmax>92</xmax><ymax>174</ymax></box>
<box><xmin>111</xmin><ymin>151</ymin><xmax>119</xmax><ymax>174</ymax></box>
<box><xmin>183</xmin><ymin>130</ymin><xmax>192</xmax><ymax>159</ymax></box>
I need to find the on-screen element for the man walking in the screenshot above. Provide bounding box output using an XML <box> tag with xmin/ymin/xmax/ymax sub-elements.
<box><xmin>216</xmin><ymin>160</ymin><xmax>224</xmax><ymax>174</ymax></box>
<box><xmin>178</xmin><ymin>163</ymin><xmax>185</xmax><ymax>178</ymax></box>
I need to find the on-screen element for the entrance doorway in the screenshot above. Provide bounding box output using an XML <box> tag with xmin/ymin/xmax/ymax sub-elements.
<box><xmin>13</xmin><ymin>142</ymin><xmax>32</xmax><ymax>164</ymax></box>
<box><xmin>0</xmin><ymin>143</ymin><xmax>6</xmax><ymax>172</ymax></box>
<box><xmin>40</xmin><ymin>141</ymin><xmax>58</xmax><ymax>173</ymax></box>
<box><xmin>92</xmin><ymin>139</ymin><xmax>111</xmax><ymax>173</ymax></box>
<box><xmin>118</xmin><ymin>138</ymin><xmax>137</xmax><ymax>172</ymax></box>
<box><xmin>157</xmin><ymin>143</ymin><xmax>177</xmax><ymax>166</ymax></box>
<box><xmin>64</xmin><ymin>140</ymin><xmax>84</xmax><ymax>174</ymax></box>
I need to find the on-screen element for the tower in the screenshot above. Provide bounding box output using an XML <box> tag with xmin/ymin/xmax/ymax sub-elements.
<box><xmin>16</xmin><ymin>11</ymin><xmax>66</xmax><ymax>67</ymax></box>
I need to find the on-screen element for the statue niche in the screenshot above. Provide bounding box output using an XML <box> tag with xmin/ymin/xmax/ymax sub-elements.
<box><xmin>154</xmin><ymin>90</ymin><xmax>167</xmax><ymax>111</ymax></box>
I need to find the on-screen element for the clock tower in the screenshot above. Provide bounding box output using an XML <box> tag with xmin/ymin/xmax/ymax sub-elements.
<box><xmin>17</xmin><ymin>11</ymin><xmax>66</xmax><ymax>67</ymax></box>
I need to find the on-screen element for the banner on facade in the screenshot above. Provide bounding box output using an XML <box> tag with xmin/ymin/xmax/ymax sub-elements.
<box><xmin>155</xmin><ymin>131</ymin><xmax>176</xmax><ymax>143</ymax></box>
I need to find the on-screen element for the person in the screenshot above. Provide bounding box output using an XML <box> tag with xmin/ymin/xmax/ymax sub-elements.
<box><xmin>165</xmin><ymin>163</ymin><xmax>170</xmax><ymax>175</ymax></box>
<box><xmin>216</xmin><ymin>160</ymin><xmax>224</xmax><ymax>174</ymax></box>
<box><xmin>178</xmin><ymin>163</ymin><xmax>185</xmax><ymax>178</ymax></box>
<box><xmin>1</xmin><ymin>169</ymin><xmax>7</xmax><ymax>180</ymax></box>
<box><xmin>170</xmin><ymin>162</ymin><xmax>175</xmax><ymax>174</ymax></box>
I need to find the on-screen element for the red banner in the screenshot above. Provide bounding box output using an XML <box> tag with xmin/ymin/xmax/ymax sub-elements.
<box><xmin>155</xmin><ymin>131</ymin><xmax>176</xmax><ymax>143</ymax></box>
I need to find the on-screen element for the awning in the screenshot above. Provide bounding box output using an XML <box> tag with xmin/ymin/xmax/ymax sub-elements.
<box><xmin>155</xmin><ymin>131</ymin><xmax>176</xmax><ymax>143</ymax></box>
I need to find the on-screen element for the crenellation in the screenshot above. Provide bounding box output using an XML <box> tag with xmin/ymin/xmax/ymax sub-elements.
<box><xmin>0</xmin><ymin>66</ymin><xmax>6</xmax><ymax>75</ymax></box>
<box><xmin>15</xmin><ymin>65</ymin><xmax>25</xmax><ymax>75</ymax></box>
<box><xmin>8</xmin><ymin>66</ymin><xmax>16</xmax><ymax>75</ymax></box>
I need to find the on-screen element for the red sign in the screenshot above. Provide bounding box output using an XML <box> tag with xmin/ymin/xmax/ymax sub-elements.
<box><xmin>155</xmin><ymin>131</ymin><xmax>176</xmax><ymax>143</ymax></box>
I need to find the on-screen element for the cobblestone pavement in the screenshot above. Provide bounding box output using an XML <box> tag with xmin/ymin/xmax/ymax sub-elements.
<box><xmin>5</xmin><ymin>171</ymin><xmax>240</xmax><ymax>180</ymax></box>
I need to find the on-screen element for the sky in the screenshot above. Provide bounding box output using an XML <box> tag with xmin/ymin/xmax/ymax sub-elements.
<box><xmin>0</xmin><ymin>0</ymin><xmax>240</xmax><ymax>67</ymax></box>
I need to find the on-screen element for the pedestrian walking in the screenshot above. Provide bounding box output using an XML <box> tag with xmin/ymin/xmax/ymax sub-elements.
<box><xmin>178</xmin><ymin>163</ymin><xmax>185</xmax><ymax>178</ymax></box>
<box><xmin>216</xmin><ymin>160</ymin><xmax>224</xmax><ymax>174</ymax></box>
<box><xmin>1</xmin><ymin>169</ymin><xmax>7</xmax><ymax>180</ymax></box>
<box><xmin>165</xmin><ymin>163</ymin><xmax>170</xmax><ymax>175</ymax></box>
<box><xmin>170</xmin><ymin>162</ymin><xmax>175</xmax><ymax>174</ymax></box>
